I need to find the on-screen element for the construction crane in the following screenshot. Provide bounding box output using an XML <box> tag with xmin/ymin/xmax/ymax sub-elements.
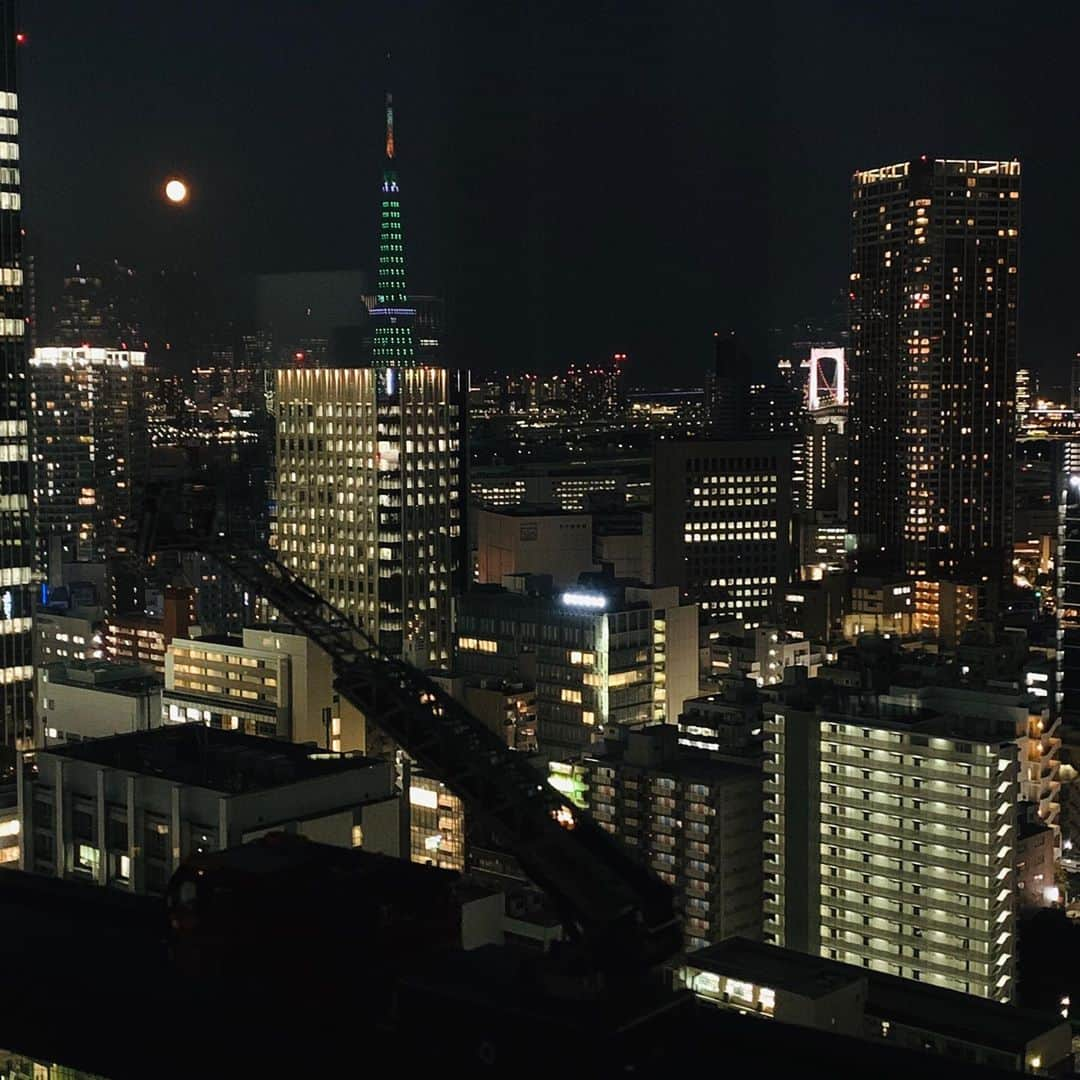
<box><xmin>139</xmin><ymin>483</ymin><xmax>681</xmax><ymax>978</ymax></box>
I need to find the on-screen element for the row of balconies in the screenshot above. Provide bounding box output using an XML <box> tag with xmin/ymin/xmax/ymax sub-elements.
<box><xmin>820</xmin><ymin>850</ymin><xmax>1002</xmax><ymax>895</ymax></box>
<box><xmin>818</xmin><ymin>790</ymin><xmax>997</xmax><ymax>830</ymax></box>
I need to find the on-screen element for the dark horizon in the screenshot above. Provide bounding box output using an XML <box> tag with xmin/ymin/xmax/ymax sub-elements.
<box><xmin>18</xmin><ymin>0</ymin><xmax>1080</xmax><ymax>385</ymax></box>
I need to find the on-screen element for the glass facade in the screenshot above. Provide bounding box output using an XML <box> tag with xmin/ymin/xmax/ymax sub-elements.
<box><xmin>273</xmin><ymin>367</ymin><xmax>462</xmax><ymax>667</ymax></box>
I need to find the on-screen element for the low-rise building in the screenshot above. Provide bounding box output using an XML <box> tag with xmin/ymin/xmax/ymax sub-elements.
<box><xmin>36</xmin><ymin>660</ymin><xmax>161</xmax><ymax>747</ymax></box>
<box><xmin>33</xmin><ymin>606</ymin><xmax>104</xmax><ymax>667</ymax></box>
<box><xmin>677</xmin><ymin>681</ymin><xmax>763</xmax><ymax>756</ymax></box>
<box><xmin>408</xmin><ymin>772</ymin><xmax>465</xmax><ymax>872</ymax></box>
<box><xmin>1016</xmin><ymin>806</ymin><xmax>1057</xmax><ymax>908</ymax></box>
<box><xmin>17</xmin><ymin>726</ymin><xmax>401</xmax><ymax>895</ymax></box>
<box><xmin>706</xmin><ymin>624</ymin><xmax>813</xmax><ymax>687</ymax></box>
<box><xmin>844</xmin><ymin>576</ymin><xmax>915</xmax><ymax>639</ymax></box>
<box><xmin>674</xmin><ymin>937</ymin><xmax>1072</xmax><ymax>1075</ymax></box>
<box><xmin>163</xmin><ymin>625</ymin><xmax>365</xmax><ymax>751</ymax></box>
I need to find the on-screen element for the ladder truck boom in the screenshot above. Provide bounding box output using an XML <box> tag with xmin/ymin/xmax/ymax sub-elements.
<box><xmin>140</xmin><ymin>487</ymin><xmax>681</xmax><ymax>975</ymax></box>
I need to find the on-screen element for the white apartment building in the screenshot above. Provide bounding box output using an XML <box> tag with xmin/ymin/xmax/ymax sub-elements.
<box><xmin>764</xmin><ymin>698</ymin><xmax>1019</xmax><ymax>1002</ymax></box>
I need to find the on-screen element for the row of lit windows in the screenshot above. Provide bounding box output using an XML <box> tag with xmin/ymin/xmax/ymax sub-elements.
<box><xmin>458</xmin><ymin>637</ymin><xmax>497</xmax><ymax>654</ymax></box>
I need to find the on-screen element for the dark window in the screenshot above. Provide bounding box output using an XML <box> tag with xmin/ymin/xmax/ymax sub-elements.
<box><xmin>72</xmin><ymin>810</ymin><xmax>93</xmax><ymax>842</ymax></box>
<box><xmin>106</xmin><ymin>819</ymin><xmax>128</xmax><ymax>851</ymax></box>
<box><xmin>34</xmin><ymin>832</ymin><xmax>54</xmax><ymax>865</ymax></box>
<box><xmin>145</xmin><ymin>863</ymin><xmax>169</xmax><ymax>894</ymax></box>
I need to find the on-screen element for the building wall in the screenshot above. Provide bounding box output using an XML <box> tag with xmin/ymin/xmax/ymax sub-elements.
<box><xmin>273</xmin><ymin>367</ymin><xmax>462</xmax><ymax>668</ymax></box>
<box><xmin>18</xmin><ymin>751</ymin><xmax>397</xmax><ymax>895</ymax></box>
<box><xmin>585</xmin><ymin>740</ymin><xmax>762</xmax><ymax>951</ymax></box>
<box><xmin>36</xmin><ymin>669</ymin><xmax>159</xmax><ymax>746</ymax></box>
<box><xmin>653</xmin><ymin>438</ymin><xmax>793</xmax><ymax>624</ymax></box>
<box><xmin>849</xmin><ymin>159</ymin><xmax>1019</xmax><ymax>578</ymax></box>
<box><xmin>594</xmin><ymin>530</ymin><xmax>652</xmax><ymax>583</ymax></box>
<box><xmin>653</xmin><ymin>593</ymin><xmax>699</xmax><ymax>722</ymax></box>
<box><xmin>765</xmin><ymin>706</ymin><xmax>1018</xmax><ymax>1001</ymax></box>
<box><xmin>475</xmin><ymin>509</ymin><xmax>594</xmax><ymax>588</ymax></box>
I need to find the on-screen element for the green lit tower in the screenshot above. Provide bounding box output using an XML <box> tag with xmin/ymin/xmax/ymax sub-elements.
<box><xmin>370</xmin><ymin>91</ymin><xmax>416</xmax><ymax>368</ymax></box>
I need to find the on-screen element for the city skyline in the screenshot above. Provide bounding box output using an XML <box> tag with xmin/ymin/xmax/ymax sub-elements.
<box><xmin>7</xmin><ymin>1</ymin><xmax>1080</xmax><ymax>1073</ymax></box>
<box><xmin>17</xmin><ymin>1</ymin><xmax>1080</xmax><ymax>382</ymax></box>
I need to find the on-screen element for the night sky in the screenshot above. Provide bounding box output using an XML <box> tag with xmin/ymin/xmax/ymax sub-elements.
<box><xmin>19</xmin><ymin>0</ymin><xmax>1080</xmax><ymax>384</ymax></box>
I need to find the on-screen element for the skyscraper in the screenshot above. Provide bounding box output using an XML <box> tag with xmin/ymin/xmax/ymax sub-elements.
<box><xmin>273</xmin><ymin>92</ymin><xmax>465</xmax><ymax>671</ymax></box>
<box><xmin>653</xmin><ymin>438</ymin><xmax>793</xmax><ymax>625</ymax></box>
<box><xmin>273</xmin><ymin>366</ymin><xmax>463</xmax><ymax>667</ymax></box>
<box><xmin>29</xmin><ymin>347</ymin><xmax>152</xmax><ymax>566</ymax></box>
<box><xmin>849</xmin><ymin>157</ymin><xmax>1020</xmax><ymax>579</ymax></box>
<box><xmin>369</xmin><ymin>92</ymin><xmax>416</xmax><ymax>368</ymax></box>
<box><xmin>51</xmin><ymin>261</ymin><xmax>141</xmax><ymax>349</ymax></box>
<box><xmin>0</xmin><ymin>5</ymin><xmax>32</xmax><ymax>748</ymax></box>
<box><xmin>763</xmin><ymin>691</ymin><xmax>1020</xmax><ymax>1002</ymax></box>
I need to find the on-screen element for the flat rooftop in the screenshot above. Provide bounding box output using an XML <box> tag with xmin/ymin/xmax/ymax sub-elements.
<box><xmin>866</xmin><ymin>969</ymin><xmax>1066</xmax><ymax>1054</ymax></box>
<box><xmin>44</xmin><ymin>660</ymin><xmax>161</xmax><ymax>696</ymax></box>
<box><xmin>683</xmin><ymin>937</ymin><xmax>864</xmax><ymax>999</ymax></box>
<box><xmin>476</xmin><ymin>503</ymin><xmax>590</xmax><ymax>519</ymax></box>
<box><xmin>44</xmin><ymin>725</ymin><xmax>382</xmax><ymax>794</ymax></box>
<box><xmin>684</xmin><ymin>938</ymin><xmax>1066</xmax><ymax>1053</ymax></box>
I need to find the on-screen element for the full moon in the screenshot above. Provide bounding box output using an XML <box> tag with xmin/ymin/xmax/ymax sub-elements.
<box><xmin>164</xmin><ymin>178</ymin><xmax>189</xmax><ymax>204</ymax></box>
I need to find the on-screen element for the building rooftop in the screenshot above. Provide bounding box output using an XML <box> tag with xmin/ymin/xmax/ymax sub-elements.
<box><xmin>683</xmin><ymin>938</ymin><xmax>864</xmax><ymax>999</ymax></box>
<box><xmin>476</xmin><ymin>503</ymin><xmax>590</xmax><ymax>519</ymax></box>
<box><xmin>43</xmin><ymin>660</ymin><xmax>161</xmax><ymax>696</ymax></box>
<box><xmin>683</xmin><ymin>938</ymin><xmax>1066</xmax><ymax>1054</ymax></box>
<box><xmin>587</xmin><ymin>725</ymin><xmax>760</xmax><ymax>782</ymax></box>
<box><xmin>44</xmin><ymin>725</ymin><xmax>381</xmax><ymax>794</ymax></box>
<box><xmin>866</xmin><ymin>968</ymin><xmax>1066</xmax><ymax>1054</ymax></box>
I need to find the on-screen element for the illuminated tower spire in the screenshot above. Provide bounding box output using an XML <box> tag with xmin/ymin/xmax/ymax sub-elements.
<box><xmin>371</xmin><ymin>85</ymin><xmax>416</xmax><ymax>368</ymax></box>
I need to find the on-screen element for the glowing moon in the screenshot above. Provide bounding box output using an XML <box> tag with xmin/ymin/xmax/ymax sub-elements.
<box><xmin>164</xmin><ymin>178</ymin><xmax>189</xmax><ymax>204</ymax></box>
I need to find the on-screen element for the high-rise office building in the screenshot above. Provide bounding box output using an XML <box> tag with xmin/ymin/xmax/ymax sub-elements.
<box><xmin>369</xmin><ymin>92</ymin><xmax>416</xmax><ymax>369</ymax></box>
<box><xmin>51</xmin><ymin>260</ymin><xmax>141</xmax><ymax>349</ymax></box>
<box><xmin>30</xmin><ymin>347</ymin><xmax>152</xmax><ymax>565</ymax></box>
<box><xmin>653</xmin><ymin>438</ymin><xmax>793</xmax><ymax>625</ymax></box>
<box><xmin>849</xmin><ymin>158</ymin><xmax>1020</xmax><ymax>579</ymax></box>
<box><xmin>0</xmin><ymin>8</ymin><xmax>33</xmax><ymax>747</ymax></box>
<box><xmin>273</xmin><ymin>90</ymin><xmax>463</xmax><ymax>668</ymax></box>
<box><xmin>704</xmin><ymin>331</ymin><xmax>742</xmax><ymax>436</ymax></box>
<box><xmin>455</xmin><ymin>577</ymin><xmax>699</xmax><ymax>757</ymax></box>
<box><xmin>273</xmin><ymin>366</ymin><xmax>463</xmax><ymax>667</ymax></box>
